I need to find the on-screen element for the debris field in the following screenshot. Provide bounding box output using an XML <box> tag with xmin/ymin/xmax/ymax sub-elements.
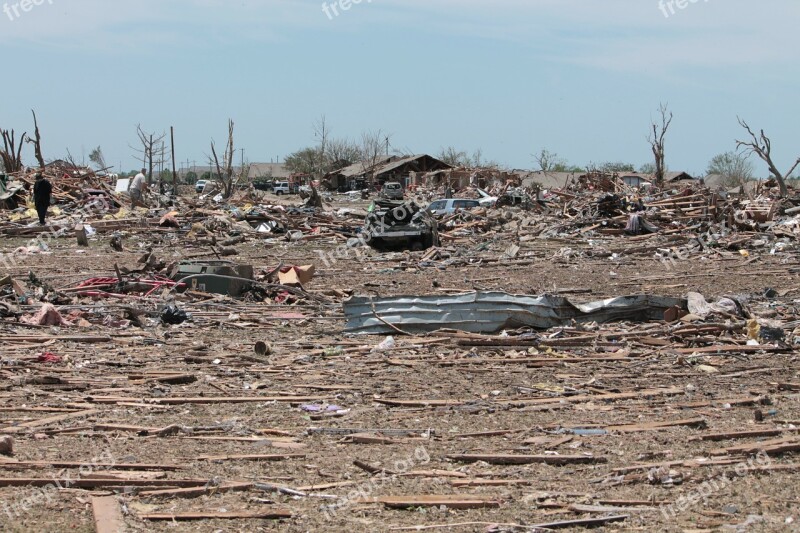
<box><xmin>1</xmin><ymin>169</ymin><xmax>800</xmax><ymax>532</ymax></box>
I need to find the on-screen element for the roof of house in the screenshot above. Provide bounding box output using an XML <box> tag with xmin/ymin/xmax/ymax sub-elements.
<box><xmin>248</xmin><ymin>162</ymin><xmax>291</xmax><ymax>179</ymax></box>
<box><xmin>327</xmin><ymin>154</ymin><xmax>451</xmax><ymax>179</ymax></box>
<box><xmin>664</xmin><ymin>171</ymin><xmax>694</xmax><ymax>181</ymax></box>
<box><xmin>517</xmin><ymin>171</ymin><xmax>580</xmax><ymax>190</ymax></box>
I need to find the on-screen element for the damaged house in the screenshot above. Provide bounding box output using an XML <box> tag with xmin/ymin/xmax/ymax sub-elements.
<box><xmin>323</xmin><ymin>154</ymin><xmax>451</xmax><ymax>191</ymax></box>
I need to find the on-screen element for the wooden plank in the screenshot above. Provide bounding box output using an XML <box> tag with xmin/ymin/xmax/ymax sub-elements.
<box><xmin>140</xmin><ymin>509</ymin><xmax>292</xmax><ymax>520</ymax></box>
<box><xmin>138</xmin><ymin>482</ymin><xmax>254</xmax><ymax>498</ymax></box>
<box><xmin>447</xmin><ymin>454</ymin><xmax>606</xmax><ymax>465</ymax></box>
<box><xmin>1</xmin><ymin>409</ymin><xmax>99</xmax><ymax>434</ymax></box>
<box><xmin>605</xmin><ymin>418</ymin><xmax>706</xmax><ymax>433</ymax></box>
<box><xmin>88</xmin><ymin>396</ymin><xmax>325</xmax><ymax>405</ymax></box>
<box><xmin>359</xmin><ymin>495</ymin><xmax>501</xmax><ymax>510</ymax></box>
<box><xmin>0</xmin><ymin>460</ymin><xmax>180</xmax><ymax>471</ymax></box>
<box><xmin>675</xmin><ymin>345</ymin><xmax>787</xmax><ymax>354</ymax></box>
<box><xmin>451</xmin><ymin>479</ymin><xmax>533</xmax><ymax>487</ymax></box>
<box><xmin>91</xmin><ymin>496</ymin><xmax>124</xmax><ymax>533</ymax></box>
<box><xmin>197</xmin><ymin>454</ymin><xmax>306</xmax><ymax>462</ymax></box>
<box><xmin>0</xmin><ymin>478</ymin><xmax>211</xmax><ymax>488</ymax></box>
<box><xmin>496</xmin><ymin>387</ymin><xmax>684</xmax><ymax>406</ymax></box>
<box><xmin>691</xmin><ymin>428</ymin><xmax>789</xmax><ymax>442</ymax></box>
<box><xmin>375</xmin><ymin>399</ymin><xmax>466</xmax><ymax>407</ymax></box>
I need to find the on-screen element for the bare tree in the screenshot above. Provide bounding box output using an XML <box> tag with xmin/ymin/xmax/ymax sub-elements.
<box><xmin>326</xmin><ymin>138</ymin><xmax>362</xmax><ymax>171</ymax></box>
<box><xmin>26</xmin><ymin>110</ymin><xmax>45</xmax><ymax>169</ymax></box>
<box><xmin>438</xmin><ymin>146</ymin><xmax>469</xmax><ymax>167</ymax></box>
<box><xmin>210</xmin><ymin>119</ymin><xmax>236</xmax><ymax>199</ymax></box>
<box><xmin>131</xmin><ymin>125</ymin><xmax>167</xmax><ymax>184</ymax></box>
<box><xmin>647</xmin><ymin>103</ymin><xmax>673</xmax><ymax>184</ymax></box>
<box><xmin>736</xmin><ymin>117</ymin><xmax>799</xmax><ymax>197</ymax></box>
<box><xmin>0</xmin><ymin>127</ymin><xmax>25</xmax><ymax>173</ymax></box>
<box><xmin>314</xmin><ymin>115</ymin><xmax>329</xmax><ymax>175</ymax></box>
<box><xmin>360</xmin><ymin>129</ymin><xmax>390</xmax><ymax>186</ymax></box>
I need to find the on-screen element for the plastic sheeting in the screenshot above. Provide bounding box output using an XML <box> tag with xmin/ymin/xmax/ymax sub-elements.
<box><xmin>344</xmin><ymin>291</ymin><xmax>686</xmax><ymax>335</ymax></box>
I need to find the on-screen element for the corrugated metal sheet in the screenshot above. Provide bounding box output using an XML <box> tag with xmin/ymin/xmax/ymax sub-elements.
<box><xmin>343</xmin><ymin>291</ymin><xmax>685</xmax><ymax>335</ymax></box>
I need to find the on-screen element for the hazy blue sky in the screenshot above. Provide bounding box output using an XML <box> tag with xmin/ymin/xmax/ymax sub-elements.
<box><xmin>1</xmin><ymin>0</ymin><xmax>798</xmax><ymax>175</ymax></box>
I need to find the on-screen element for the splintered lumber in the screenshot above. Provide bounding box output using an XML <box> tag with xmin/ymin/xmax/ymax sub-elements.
<box><xmin>496</xmin><ymin>386</ymin><xmax>684</xmax><ymax>406</ymax></box>
<box><xmin>91</xmin><ymin>496</ymin><xmax>124</xmax><ymax>533</ymax></box>
<box><xmin>517</xmin><ymin>515</ymin><xmax>629</xmax><ymax>530</ymax></box>
<box><xmin>140</xmin><ymin>509</ymin><xmax>292</xmax><ymax>521</ymax></box>
<box><xmin>691</xmin><ymin>428</ymin><xmax>792</xmax><ymax>442</ymax></box>
<box><xmin>0</xmin><ymin>460</ymin><xmax>180</xmax><ymax>471</ymax></box>
<box><xmin>447</xmin><ymin>454</ymin><xmax>606</xmax><ymax>465</ymax></box>
<box><xmin>0</xmin><ymin>335</ymin><xmax>112</xmax><ymax>344</ymax></box>
<box><xmin>375</xmin><ymin>399</ymin><xmax>466</xmax><ymax>407</ymax></box>
<box><xmin>605</xmin><ymin>418</ymin><xmax>707</xmax><ymax>433</ymax></box>
<box><xmin>1</xmin><ymin>409</ymin><xmax>99</xmax><ymax>433</ymax></box>
<box><xmin>87</xmin><ymin>396</ymin><xmax>326</xmax><ymax>405</ymax></box>
<box><xmin>197</xmin><ymin>453</ymin><xmax>306</xmax><ymax>462</ymax></box>
<box><xmin>675</xmin><ymin>344</ymin><xmax>788</xmax><ymax>354</ymax></box>
<box><xmin>139</xmin><ymin>482</ymin><xmax>254</xmax><ymax>498</ymax></box>
<box><xmin>0</xmin><ymin>478</ymin><xmax>213</xmax><ymax>489</ymax></box>
<box><xmin>451</xmin><ymin>479</ymin><xmax>533</xmax><ymax>487</ymax></box>
<box><xmin>359</xmin><ymin>495</ymin><xmax>501</xmax><ymax>509</ymax></box>
<box><xmin>710</xmin><ymin>437</ymin><xmax>800</xmax><ymax>457</ymax></box>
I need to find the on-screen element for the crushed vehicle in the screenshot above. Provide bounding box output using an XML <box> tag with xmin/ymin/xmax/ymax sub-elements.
<box><xmin>364</xmin><ymin>199</ymin><xmax>439</xmax><ymax>251</ymax></box>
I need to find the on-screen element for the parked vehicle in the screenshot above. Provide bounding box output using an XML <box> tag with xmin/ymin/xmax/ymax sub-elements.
<box><xmin>273</xmin><ymin>181</ymin><xmax>291</xmax><ymax>195</ymax></box>
<box><xmin>380</xmin><ymin>182</ymin><xmax>404</xmax><ymax>200</ymax></box>
<box><xmin>195</xmin><ymin>180</ymin><xmax>207</xmax><ymax>193</ymax></box>
<box><xmin>426</xmin><ymin>198</ymin><xmax>481</xmax><ymax>216</ymax></box>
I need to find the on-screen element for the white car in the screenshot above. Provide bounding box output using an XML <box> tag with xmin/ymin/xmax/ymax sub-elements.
<box><xmin>273</xmin><ymin>182</ymin><xmax>291</xmax><ymax>195</ymax></box>
<box><xmin>426</xmin><ymin>198</ymin><xmax>481</xmax><ymax>216</ymax></box>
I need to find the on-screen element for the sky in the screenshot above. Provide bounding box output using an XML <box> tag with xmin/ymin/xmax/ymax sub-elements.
<box><xmin>1</xmin><ymin>0</ymin><xmax>798</xmax><ymax>176</ymax></box>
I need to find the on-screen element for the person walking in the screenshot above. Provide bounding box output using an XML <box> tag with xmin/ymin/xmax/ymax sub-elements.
<box><xmin>32</xmin><ymin>173</ymin><xmax>52</xmax><ymax>226</ymax></box>
<box><xmin>128</xmin><ymin>168</ymin><xmax>147</xmax><ymax>208</ymax></box>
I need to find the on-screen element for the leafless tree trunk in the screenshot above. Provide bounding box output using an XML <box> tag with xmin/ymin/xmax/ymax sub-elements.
<box><xmin>210</xmin><ymin>119</ymin><xmax>236</xmax><ymax>198</ymax></box>
<box><xmin>27</xmin><ymin>110</ymin><xmax>45</xmax><ymax>169</ymax></box>
<box><xmin>131</xmin><ymin>125</ymin><xmax>167</xmax><ymax>185</ymax></box>
<box><xmin>361</xmin><ymin>129</ymin><xmax>389</xmax><ymax>188</ymax></box>
<box><xmin>314</xmin><ymin>114</ymin><xmax>329</xmax><ymax>177</ymax></box>
<box><xmin>0</xmin><ymin>127</ymin><xmax>25</xmax><ymax>173</ymax></box>
<box><xmin>736</xmin><ymin>117</ymin><xmax>799</xmax><ymax>198</ymax></box>
<box><xmin>647</xmin><ymin>103</ymin><xmax>673</xmax><ymax>185</ymax></box>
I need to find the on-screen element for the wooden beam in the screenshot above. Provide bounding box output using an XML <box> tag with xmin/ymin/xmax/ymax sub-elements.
<box><xmin>91</xmin><ymin>496</ymin><xmax>125</xmax><ymax>533</ymax></box>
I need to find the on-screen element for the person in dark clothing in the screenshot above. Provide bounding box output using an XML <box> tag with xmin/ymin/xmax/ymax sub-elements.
<box><xmin>33</xmin><ymin>173</ymin><xmax>52</xmax><ymax>225</ymax></box>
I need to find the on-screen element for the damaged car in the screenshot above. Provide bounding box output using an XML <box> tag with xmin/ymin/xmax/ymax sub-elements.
<box><xmin>364</xmin><ymin>199</ymin><xmax>439</xmax><ymax>252</ymax></box>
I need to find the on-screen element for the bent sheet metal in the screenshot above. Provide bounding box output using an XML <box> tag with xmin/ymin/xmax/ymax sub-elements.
<box><xmin>343</xmin><ymin>291</ymin><xmax>685</xmax><ymax>335</ymax></box>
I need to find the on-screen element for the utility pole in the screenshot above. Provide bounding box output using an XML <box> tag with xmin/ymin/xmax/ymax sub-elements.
<box><xmin>170</xmin><ymin>126</ymin><xmax>177</xmax><ymax>190</ymax></box>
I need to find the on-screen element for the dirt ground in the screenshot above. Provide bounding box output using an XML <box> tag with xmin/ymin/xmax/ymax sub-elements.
<box><xmin>1</xmin><ymin>192</ymin><xmax>799</xmax><ymax>533</ymax></box>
